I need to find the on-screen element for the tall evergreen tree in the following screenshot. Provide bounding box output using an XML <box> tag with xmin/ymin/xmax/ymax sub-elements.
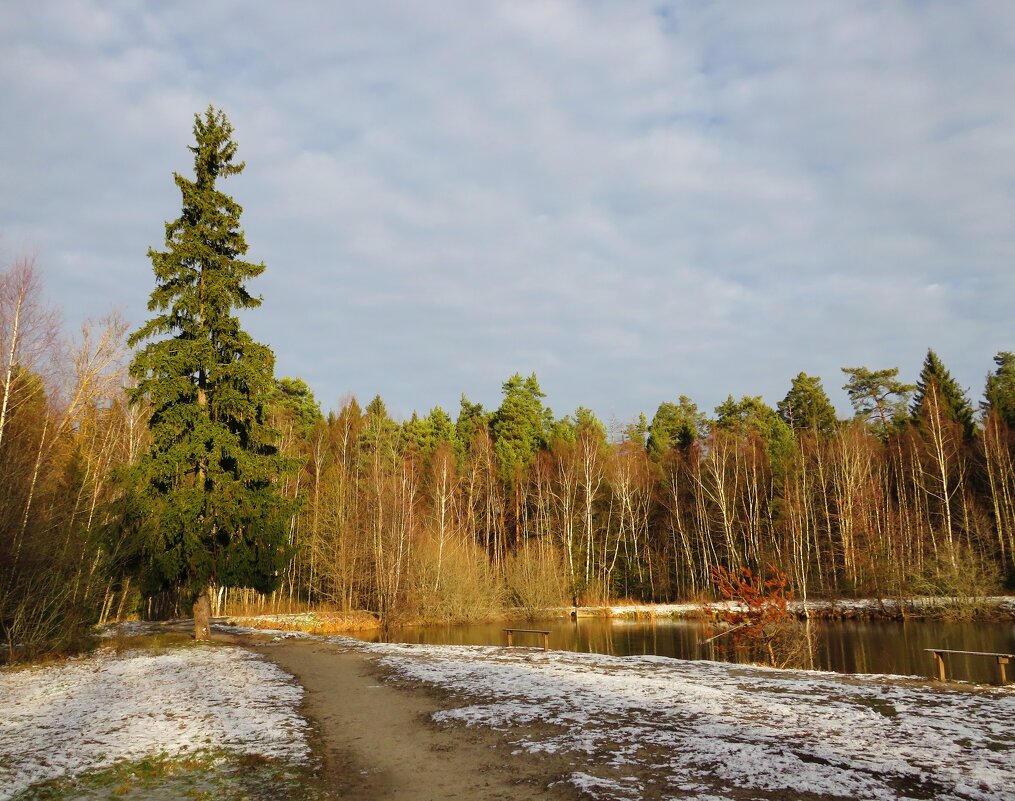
<box><xmin>491</xmin><ymin>373</ymin><xmax>551</xmax><ymax>546</ymax></box>
<box><xmin>777</xmin><ymin>372</ymin><xmax>838</xmax><ymax>433</ymax></box>
<box><xmin>491</xmin><ymin>373</ymin><xmax>552</xmax><ymax>480</ymax></box>
<box><xmin>126</xmin><ymin>107</ymin><xmax>295</xmax><ymax>638</ymax></box>
<box><xmin>983</xmin><ymin>351</ymin><xmax>1015</xmax><ymax>429</ymax></box>
<box><xmin>841</xmin><ymin>366</ymin><xmax>914</xmax><ymax>436</ymax></box>
<box><xmin>911</xmin><ymin>349</ymin><xmax>975</xmax><ymax>439</ymax></box>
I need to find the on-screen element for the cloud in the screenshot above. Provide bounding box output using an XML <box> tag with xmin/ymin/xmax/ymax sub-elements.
<box><xmin>2</xmin><ymin>0</ymin><xmax>1014</xmax><ymax>422</ymax></box>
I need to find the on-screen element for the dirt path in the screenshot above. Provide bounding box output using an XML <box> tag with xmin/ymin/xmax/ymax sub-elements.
<box><xmin>245</xmin><ymin>638</ymin><xmax>579</xmax><ymax>801</ymax></box>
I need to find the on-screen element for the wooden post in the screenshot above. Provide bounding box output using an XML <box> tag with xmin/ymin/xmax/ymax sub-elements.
<box><xmin>505</xmin><ymin>630</ymin><xmax>513</xmax><ymax>647</ymax></box>
<box><xmin>933</xmin><ymin>650</ymin><xmax>946</xmax><ymax>682</ymax></box>
<box><xmin>998</xmin><ymin>656</ymin><xmax>1009</xmax><ymax>685</ymax></box>
<box><xmin>542</xmin><ymin>631</ymin><xmax>549</xmax><ymax>650</ymax></box>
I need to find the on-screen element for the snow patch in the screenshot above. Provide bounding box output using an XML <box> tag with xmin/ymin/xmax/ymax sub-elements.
<box><xmin>363</xmin><ymin>642</ymin><xmax>1014</xmax><ymax>801</ymax></box>
<box><xmin>0</xmin><ymin>645</ymin><xmax>309</xmax><ymax>800</ymax></box>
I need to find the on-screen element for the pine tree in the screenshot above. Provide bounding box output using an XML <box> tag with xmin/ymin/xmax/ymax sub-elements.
<box><xmin>983</xmin><ymin>351</ymin><xmax>1015</xmax><ymax>429</ymax></box>
<box><xmin>911</xmin><ymin>349</ymin><xmax>975</xmax><ymax>439</ymax></box>
<box><xmin>400</xmin><ymin>406</ymin><xmax>458</xmax><ymax>458</ymax></box>
<box><xmin>777</xmin><ymin>372</ymin><xmax>838</xmax><ymax>433</ymax></box>
<box><xmin>622</xmin><ymin>412</ymin><xmax>648</xmax><ymax>447</ymax></box>
<box><xmin>126</xmin><ymin>107</ymin><xmax>295</xmax><ymax>638</ymax></box>
<box><xmin>714</xmin><ymin>395</ymin><xmax>795</xmax><ymax>471</ymax></box>
<box><xmin>491</xmin><ymin>373</ymin><xmax>552</xmax><ymax>481</ymax></box>
<box><xmin>647</xmin><ymin>396</ymin><xmax>705</xmax><ymax>459</ymax></box>
<box><xmin>491</xmin><ymin>372</ymin><xmax>552</xmax><ymax>547</ymax></box>
<box><xmin>454</xmin><ymin>394</ymin><xmax>489</xmax><ymax>461</ymax></box>
<box><xmin>841</xmin><ymin>366</ymin><xmax>914</xmax><ymax>436</ymax></box>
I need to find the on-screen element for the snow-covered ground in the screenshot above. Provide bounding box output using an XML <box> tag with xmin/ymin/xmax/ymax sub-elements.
<box><xmin>6</xmin><ymin>620</ymin><xmax>1012</xmax><ymax>801</ymax></box>
<box><xmin>0</xmin><ymin>644</ymin><xmax>309</xmax><ymax>801</ymax></box>
<box><xmin>216</xmin><ymin>618</ymin><xmax>1015</xmax><ymax>800</ymax></box>
<box><xmin>361</xmin><ymin>638</ymin><xmax>1013</xmax><ymax>800</ymax></box>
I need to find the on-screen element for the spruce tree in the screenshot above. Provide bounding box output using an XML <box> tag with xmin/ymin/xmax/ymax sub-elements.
<box><xmin>126</xmin><ymin>107</ymin><xmax>294</xmax><ymax>638</ymax></box>
<box><xmin>983</xmin><ymin>351</ymin><xmax>1015</xmax><ymax>429</ymax></box>
<box><xmin>777</xmin><ymin>372</ymin><xmax>838</xmax><ymax>433</ymax></box>
<box><xmin>911</xmin><ymin>349</ymin><xmax>975</xmax><ymax>439</ymax></box>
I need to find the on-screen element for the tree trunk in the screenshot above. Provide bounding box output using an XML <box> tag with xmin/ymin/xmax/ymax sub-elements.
<box><xmin>193</xmin><ymin>589</ymin><xmax>212</xmax><ymax>640</ymax></box>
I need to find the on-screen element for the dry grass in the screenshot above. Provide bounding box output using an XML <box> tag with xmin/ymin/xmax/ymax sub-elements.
<box><xmin>402</xmin><ymin>537</ymin><xmax>505</xmax><ymax>625</ymax></box>
<box><xmin>225</xmin><ymin>608</ymin><xmax>381</xmax><ymax>635</ymax></box>
<box><xmin>503</xmin><ymin>545</ymin><xmax>569</xmax><ymax>619</ymax></box>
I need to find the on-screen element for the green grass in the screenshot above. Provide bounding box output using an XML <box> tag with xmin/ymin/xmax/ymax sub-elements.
<box><xmin>13</xmin><ymin>751</ymin><xmax>329</xmax><ymax>801</ymax></box>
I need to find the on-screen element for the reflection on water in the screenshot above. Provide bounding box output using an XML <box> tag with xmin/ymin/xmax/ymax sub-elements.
<box><xmin>355</xmin><ymin>617</ymin><xmax>1015</xmax><ymax>684</ymax></box>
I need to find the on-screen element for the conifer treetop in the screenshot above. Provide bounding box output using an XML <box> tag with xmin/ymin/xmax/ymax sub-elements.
<box><xmin>125</xmin><ymin>106</ymin><xmax>294</xmax><ymax>606</ymax></box>
<box><xmin>911</xmin><ymin>349</ymin><xmax>975</xmax><ymax>439</ymax></box>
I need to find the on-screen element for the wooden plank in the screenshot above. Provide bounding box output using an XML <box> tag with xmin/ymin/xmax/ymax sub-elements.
<box><xmin>503</xmin><ymin>628</ymin><xmax>550</xmax><ymax>650</ymax></box>
<box><xmin>925</xmin><ymin>648</ymin><xmax>1014</xmax><ymax>685</ymax></box>
<box><xmin>922</xmin><ymin>649</ymin><xmax>1015</xmax><ymax>658</ymax></box>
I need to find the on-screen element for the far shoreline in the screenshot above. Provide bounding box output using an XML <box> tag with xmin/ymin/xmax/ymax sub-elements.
<box><xmin>211</xmin><ymin>594</ymin><xmax>1015</xmax><ymax>638</ymax></box>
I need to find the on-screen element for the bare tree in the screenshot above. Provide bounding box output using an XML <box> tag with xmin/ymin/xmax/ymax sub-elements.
<box><xmin>0</xmin><ymin>257</ymin><xmax>59</xmax><ymax>453</ymax></box>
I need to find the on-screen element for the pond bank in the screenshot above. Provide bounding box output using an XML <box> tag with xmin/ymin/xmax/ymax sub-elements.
<box><xmin>214</xmin><ymin>595</ymin><xmax>1015</xmax><ymax>639</ymax></box>
<box><xmin>579</xmin><ymin>595</ymin><xmax>1015</xmax><ymax>621</ymax></box>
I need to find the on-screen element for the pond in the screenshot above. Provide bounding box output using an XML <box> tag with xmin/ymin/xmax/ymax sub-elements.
<box><xmin>354</xmin><ymin>616</ymin><xmax>1015</xmax><ymax>685</ymax></box>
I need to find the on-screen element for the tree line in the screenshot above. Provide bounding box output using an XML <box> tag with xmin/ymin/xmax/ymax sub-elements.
<box><xmin>2</xmin><ymin>107</ymin><xmax>1013</xmax><ymax>658</ymax></box>
<box><xmin>262</xmin><ymin>350</ymin><xmax>1015</xmax><ymax>625</ymax></box>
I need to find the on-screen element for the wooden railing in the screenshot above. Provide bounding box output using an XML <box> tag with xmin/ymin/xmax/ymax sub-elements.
<box><xmin>504</xmin><ymin>628</ymin><xmax>551</xmax><ymax>650</ymax></box>
<box><xmin>925</xmin><ymin>649</ymin><xmax>1014</xmax><ymax>685</ymax></box>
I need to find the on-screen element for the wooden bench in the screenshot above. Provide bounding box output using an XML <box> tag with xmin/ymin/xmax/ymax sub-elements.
<box><xmin>503</xmin><ymin>628</ymin><xmax>550</xmax><ymax>650</ymax></box>
<box><xmin>925</xmin><ymin>649</ymin><xmax>1014</xmax><ymax>685</ymax></box>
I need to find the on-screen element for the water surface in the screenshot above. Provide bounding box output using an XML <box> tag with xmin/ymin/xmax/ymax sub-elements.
<box><xmin>356</xmin><ymin>617</ymin><xmax>1015</xmax><ymax>684</ymax></box>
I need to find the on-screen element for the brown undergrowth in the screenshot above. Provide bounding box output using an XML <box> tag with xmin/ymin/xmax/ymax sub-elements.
<box><xmin>224</xmin><ymin>609</ymin><xmax>381</xmax><ymax>636</ymax></box>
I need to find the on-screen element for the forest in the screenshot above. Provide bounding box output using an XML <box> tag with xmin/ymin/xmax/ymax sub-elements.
<box><xmin>2</xmin><ymin>109</ymin><xmax>1014</xmax><ymax>661</ymax></box>
<box><xmin>3</xmin><ymin>247</ymin><xmax>1014</xmax><ymax>655</ymax></box>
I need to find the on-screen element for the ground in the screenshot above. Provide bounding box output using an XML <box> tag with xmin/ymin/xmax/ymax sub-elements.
<box><xmin>1</xmin><ymin>623</ymin><xmax>1013</xmax><ymax>800</ymax></box>
<box><xmin>255</xmin><ymin>638</ymin><xmax>578</xmax><ymax>801</ymax></box>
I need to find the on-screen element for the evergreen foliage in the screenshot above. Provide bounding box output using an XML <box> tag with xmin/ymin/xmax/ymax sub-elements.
<box><xmin>273</xmin><ymin>377</ymin><xmax>322</xmax><ymax>434</ymax></box>
<box><xmin>125</xmin><ymin>107</ymin><xmax>295</xmax><ymax>603</ymax></box>
<box><xmin>401</xmin><ymin>406</ymin><xmax>458</xmax><ymax>457</ymax></box>
<box><xmin>491</xmin><ymin>373</ymin><xmax>552</xmax><ymax>481</ymax></box>
<box><xmin>714</xmin><ymin>395</ymin><xmax>795</xmax><ymax>471</ymax></box>
<box><xmin>647</xmin><ymin>396</ymin><xmax>706</xmax><ymax>458</ymax></box>
<box><xmin>575</xmin><ymin>406</ymin><xmax>607</xmax><ymax>443</ymax></box>
<box><xmin>455</xmin><ymin>395</ymin><xmax>489</xmax><ymax>458</ymax></box>
<box><xmin>841</xmin><ymin>366</ymin><xmax>915</xmax><ymax>435</ymax></box>
<box><xmin>623</xmin><ymin>413</ymin><xmax>648</xmax><ymax>447</ymax></box>
<box><xmin>359</xmin><ymin>394</ymin><xmax>398</xmax><ymax>460</ymax></box>
<box><xmin>983</xmin><ymin>351</ymin><xmax>1015</xmax><ymax>429</ymax></box>
<box><xmin>777</xmin><ymin>373</ymin><xmax>838</xmax><ymax>433</ymax></box>
<box><xmin>911</xmin><ymin>350</ymin><xmax>975</xmax><ymax>439</ymax></box>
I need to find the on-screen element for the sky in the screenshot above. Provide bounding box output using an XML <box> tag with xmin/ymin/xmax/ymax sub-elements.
<box><xmin>2</xmin><ymin>1</ymin><xmax>1014</xmax><ymax>426</ymax></box>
